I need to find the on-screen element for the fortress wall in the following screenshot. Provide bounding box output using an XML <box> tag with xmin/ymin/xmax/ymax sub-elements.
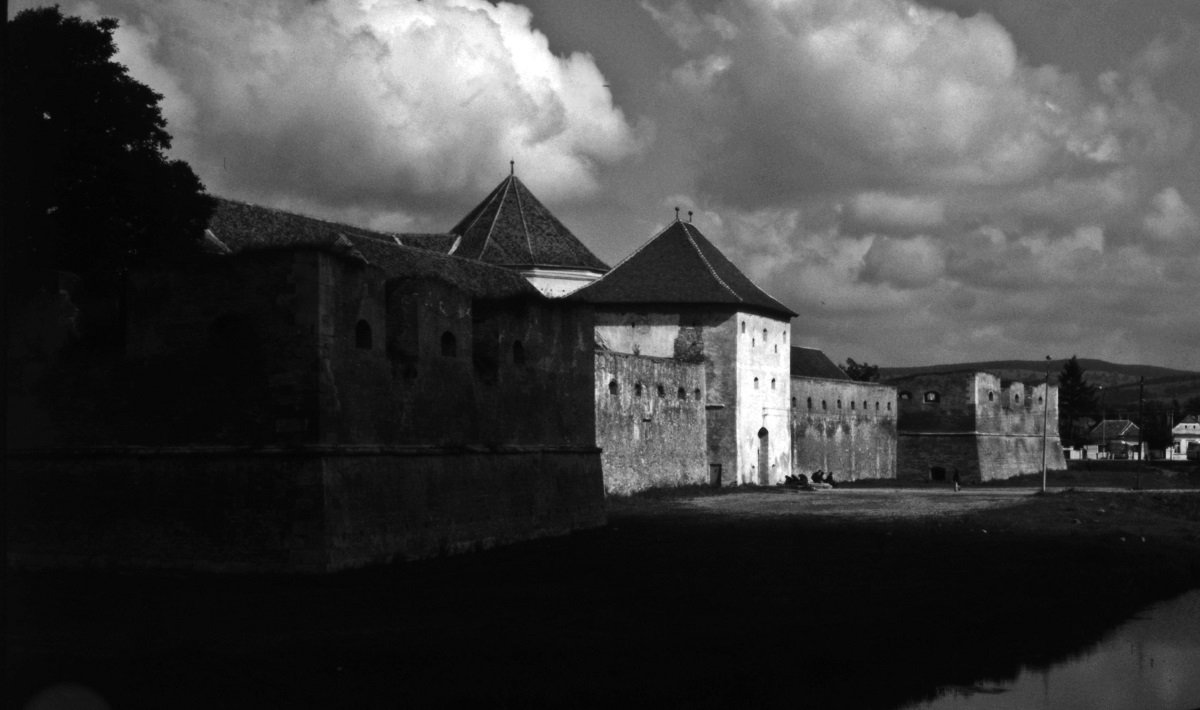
<box><xmin>594</xmin><ymin>351</ymin><xmax>707</xmax><ymax>494</ymax></box>
<box><xmin>6</xmin><ymin>446</ymin><xmax>605</xmax><ymax>573</ymax></box>
<box><xmin>790</xmin><ymin>378</ymin><xmax>898</xmax><ymax>480</ymax></box>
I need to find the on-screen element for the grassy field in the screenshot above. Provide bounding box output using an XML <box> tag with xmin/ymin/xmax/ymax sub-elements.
<box><xmin>7</xmin><ymin>478</ymin><xmax>1200</xmax><ymax>709</ymax></box>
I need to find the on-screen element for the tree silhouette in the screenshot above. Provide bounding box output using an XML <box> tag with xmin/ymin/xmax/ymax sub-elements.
<box><xmin>4</xmin><ymin>7</ymin><xmax>215</xmax><ymax>295</ymax></box>
<box><xmin>1057</xmin><ymin>355</ymin><xmax>1097</xmax><ymax>447</ymax></box>
<box><xmin>842</xmin><ymin>358</ymin><xmax>879</xmax><ymax>382</ymax></box>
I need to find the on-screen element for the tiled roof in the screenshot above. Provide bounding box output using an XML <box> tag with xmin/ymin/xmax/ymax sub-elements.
<box><xmin>399</xmin><ymin>233</ymin><xmax>459</xmax><ymax>254</ymax></box>
<box><xmin>206</xmin><ymin>199</ymin><xmax>538</xmax><ymax>300</ymax></box>
<box><xmin>791</xmin><ymin>347</ymin><xmax>850</xmax><ymax>380</ymax></box>
<box><xmin>450</xmin><ymin>174</ymin><xmax>608</xmax><ymax>272</ymax></box>
<box><xmin>572</xmin><ymin>219</ymin><xmax>797</xmax><ymax>319</ymax></box>
<box><xmin>1088</xmin><ymin>419</ymin><xmax>1139</xmax><ymax>442</ymax></box>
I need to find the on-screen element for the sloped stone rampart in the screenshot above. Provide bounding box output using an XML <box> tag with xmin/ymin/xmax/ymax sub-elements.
<box><xmin>6</xmin><ymin>446</ymin><xmax>605</xmax><ymax>573</ymax></box>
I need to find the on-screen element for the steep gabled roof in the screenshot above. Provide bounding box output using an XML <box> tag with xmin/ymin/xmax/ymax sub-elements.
<box><xmin>572</xmin><ymin>219</ymin><xmax>797</xmax><ymax>319</ymax></box>
<box><xmin>1088</xmin><ymin>419</ymin><xmax>1140</xmax><ymax>442</ymax></box>
<box><xmin>450</xmin><ymin>174</ymin><xmax>608</xmax><ymax>272</ymax></box>
<box><xmin>206</xmin><ymin>198</ymin><xmax>538</xmax><ymax>300</ymax></box>
<box><xmin>791</xmin><ymin>347</ymin><xmax>850</xmax><ymax>380</ymax></box>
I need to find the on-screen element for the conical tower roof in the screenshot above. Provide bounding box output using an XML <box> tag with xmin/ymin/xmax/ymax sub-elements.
<box><xmin>573</xmin><ymin>218</ymin><xmax>796</xmax><ymax>319</ymax></box>
<box><xmin>450</xmin><ymin>173</ymin><xmax>608</xmax><ymax>273</ymax></box>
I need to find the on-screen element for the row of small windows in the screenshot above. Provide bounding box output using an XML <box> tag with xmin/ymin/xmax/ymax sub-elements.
<box><xmin>741</xmin><ymin>321</ymin><xmax>787</xmax><ymax>351</ymax></box>
<box><xmin>793</xmin><ymin>396</ymin><xmax>892</xmax><ymax>412</ymax></box>
<box><xmin>610</xmin><ymin>380</ymin><xmax>701</xmax><ymax>401</ymax></box>
<box><xmin>752</xmin><ymin>377</ymin><xmax>778</xmax><ymax>390</ymax></box>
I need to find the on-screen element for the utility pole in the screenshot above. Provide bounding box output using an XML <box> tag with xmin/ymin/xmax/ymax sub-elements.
<box><xmin>1136</xmin><ymin>376</ymin><xmax>1145</xmax><ymax>490</ymax></box>
<box><xmin>1042</xmin><ymin>355</ymin><xmax>1051</xmax><ymax>493</ymax></box>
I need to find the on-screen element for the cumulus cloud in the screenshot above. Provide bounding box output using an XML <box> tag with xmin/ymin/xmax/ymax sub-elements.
<box><xmin>646</xmin><ymin>0</ymin><xmax>1192</xmax><ymax>207</ymax></box>
<box><xmin>859</xmin><ymin>235</ymin><xmax>945</xmax><ymax>289</ymax></box>
<box><xmin>849</xmin><ymin>192</ymin><xmax>945</xmax><ymax>232</ymax></box>
<box><xmin>79</xmin><ymin>0</ymin><xmax>646</xmax><ymax>224</ymax></box>
<box><xmin>1143</xmin><ymin>187</ymin><xmax>1200</xmax><ymax>242</ymax></box>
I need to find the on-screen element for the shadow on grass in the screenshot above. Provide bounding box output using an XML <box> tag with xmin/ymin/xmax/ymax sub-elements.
<box><xmin>7</xmin><ymin>494</ymin><xmax>1200</xmax><ymax>709</ymax></box>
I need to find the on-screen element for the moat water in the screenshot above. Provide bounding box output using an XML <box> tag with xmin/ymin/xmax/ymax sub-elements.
<box><xmin>901</xmin><ymin>589</ymin><xmax>1200</xmax><ymax>710</ymax></box>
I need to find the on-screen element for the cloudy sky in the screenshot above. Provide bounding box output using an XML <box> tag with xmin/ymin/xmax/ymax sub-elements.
<box><xmin>12</xmin><ymin>0</ymin><xmax>1200</xmax><ymax>370</ymax></box>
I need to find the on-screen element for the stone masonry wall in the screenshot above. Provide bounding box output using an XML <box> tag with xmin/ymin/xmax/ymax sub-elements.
<box><xmin>594</xmin><ymin>351</ymin><xmax>707</xmax><ymax>494</ymax></box>
<box><xmin>6</xmin><ymin>446</ymin><xmax>605</xmax><ymax>573</ymax></box>
<box><xmin>790</xmin><ymin>377</ymin><xmax>897</xmax><ymax>480</ymax></box>
<box><xmin>891</xmin><ymin>371</ymin><xmax>1066</xmax><ymax>481</ymax></box>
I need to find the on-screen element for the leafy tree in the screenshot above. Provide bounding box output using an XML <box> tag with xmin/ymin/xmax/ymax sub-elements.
<box><xmin>1057</xmin><ymin>355</ymin><xmax>1097</xmax><ymax>446</ymax></box>
<box><xmin>843</xmin><ymin>358</ymin><xmax>879</xmax><ymax>382</ymax></box>
<box><xmin>4</xmin><ymin>7</ymin><xmax>215</xmax><ymax>295</ymax></box>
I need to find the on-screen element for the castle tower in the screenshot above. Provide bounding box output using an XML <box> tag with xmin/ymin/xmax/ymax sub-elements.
<box><xmin>448</xmin><ymin>171</ymin><xmax>609</xmax><ymax>296</ymax></box>
<box><xmin>574</xmin><ymin>216</ymin><xmax>797</xmax><ymax>485</ymax></box>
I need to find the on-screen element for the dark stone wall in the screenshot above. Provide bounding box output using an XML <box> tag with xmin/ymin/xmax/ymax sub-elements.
<box><xmin>891</xmin><ymin>372</ymin><xmax>1066</xmax><ymax>481</ymax></box>
<box><xmin>594</xmin><ymin>351</ymin><xmax>707</xmax><ymax>494</ymax></box>
<box><xmin>896</xmin><ymin>434</ymin><xmax>982</xmax><ymax>482</ymax></box>
<box><xmin>7</xmin><ymin>446</ymin><xmax>605</xmax><ymax>572</ymax></box>
<box><xmin>892</xmin><ymin>373</ymin><xmax>977</xmax><ymax>433</ymax></box>
<box><xmin>790</xmin><ymin>377</ymin><xmax>897</xmax><ymax>480</ymax></box>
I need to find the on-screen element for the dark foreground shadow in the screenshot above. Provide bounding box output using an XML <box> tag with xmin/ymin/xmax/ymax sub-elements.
<box><xmin>6</xmin><ymin>502</ymin><xmax>1199</xmax><ymax>709</ymax></box>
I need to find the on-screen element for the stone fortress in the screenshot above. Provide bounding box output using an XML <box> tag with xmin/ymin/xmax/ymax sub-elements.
<box><xmin>6</xmin><ymin>170</ymin><xmax>1062</xmax><ymax>572</ymax></box>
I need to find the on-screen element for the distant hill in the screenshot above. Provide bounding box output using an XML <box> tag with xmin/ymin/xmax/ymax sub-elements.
<box><xmin>879</xmin><ymin>359</ymin><xmax>1200</xmax><ymax>411</ymax></box>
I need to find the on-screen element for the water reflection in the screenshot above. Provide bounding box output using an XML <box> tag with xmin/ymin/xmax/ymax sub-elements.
<box><xmin>903</xmin><ymin>589</ymin><xmax>1200</xmax><ymax>710</ymax></box>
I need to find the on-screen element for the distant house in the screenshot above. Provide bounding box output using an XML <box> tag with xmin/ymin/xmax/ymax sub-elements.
<box><xmin>1087</xmin><ymin>419</ymin><xmax>1145</xmax><ymax>460</ymax></box>
<box><xmin>1170</xmin><ymin>415</ymin><xmax>1200</xmax><ymax>460</ymax></box>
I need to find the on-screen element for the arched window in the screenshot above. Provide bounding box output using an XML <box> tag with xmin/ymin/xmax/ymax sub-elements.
<box><xmin>753</xmin><ymin>377</ymin><xmax>759</xmax><ymax>389</ymax></box>
<box><xmin>741</xmin><ymin>321</ymin><xmax>746</xmax><ymax>333</ymax></box>
<box><xmin>634</xmin><ymin>382</ymin><xmax>643</xmax><ymax>397</ymax></box>
<box><xmin>837</xmin><ymin>399</ymin><xmax>842</xmax><ymax>409</ymax></box>
<box><xmin>774</xmin><ymin>344</ymin><xmax>778</xmax><ymax>353</ymax></box>
<box><xmin>512</xmin><ymin>340</ymin><xmax>525</xmax><ymax>365</ymax></box>
<box><xmin>1014</xmin><ymin>394</ymin><xmax>1021</xmax><ymax>404</ymax></box>
<box><xmin>822</xmin><ymin>400</ymin><xmax>828</xmax><ymax>410</ymax></box>
<box><xmin>791</xmin><ymin>397</ymin><xmax>797</xmax><ymax>409</ymax></box>
<box><xmin>875</xmin><ymin>401</ymin><xmax>879</xmax><ymax>411</ymax></box>
<box><xmin>807</xmin><ymin>397</ymin><xmax>813</xmax><ymax>410</ymax></box>
<box><xmin>355</xmin><ymin>320</ymin><xmax>372</xmax><ymax>349</ymax></box>
<box><xmin>771</xmin><ymin>378</ymin><xmax>776</xmax><ymax>390</ymax></box>
<box><xmin>1038</xmin><ymin>395</ymin><xmax>1044</xmax><ymax>404</ymax></box>
<box><xmin>678</xmin><ymin>386</ymin><xmax>687</xmax><ymax>399</ymax></box>
<box><xmin>863</xmin><ymin>401</ymin><xmax>868</xmax><ymax>410</ymax></box>
<box><xmin>851</xmin><ymin>401</ymin><xmax>856</xmax><ymax>410</ymax></box>
<box><xmin>694</xmin><ymin>388</ymin><xmax>701</xmax><ymax>400</ymax></box>
<box><xmin>988</xmin><ymin>391</ymin><xmax>995</xmax><ymax>402</ymax></box>
<box><xmin>440</xmin><ymin>331</ymin><xmax>457</xmax><ymax>357</ymax></box>
<box><xmin>887</xmin><ymin>402</ymin><xmax>892</xmax><ymax>411</ymax></box>
<box><xmin>657</xmin><ymin>384</ymin><xmax>666</xmax><ymax>398</ymax></box>
<box><xmin>924</xmin><ymin>391</ymin><xmax>940</xmax><ymax>403</ymax></box>
<box><xmin>609</xmin><ymin>379</ymin><xmax>619</xmax><ymax>395</ymax></box>
<box><xmin>762</xmin><ymin>328</ymin><xmax>768</xmax><ymax>342</ymax></box>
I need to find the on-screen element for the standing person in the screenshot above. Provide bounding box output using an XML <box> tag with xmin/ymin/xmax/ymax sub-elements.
<box><xmin>952</xmin><ymin>469</ymin><xmax>961</xmax><ymax>493</ymax></box>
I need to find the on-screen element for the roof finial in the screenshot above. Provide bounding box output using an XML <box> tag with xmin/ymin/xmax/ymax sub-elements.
<box><xmin>688</xmin><ymin>210</ymin><xmax>693</xmax><ymax>223</ymax></box>
<box><xmin>674</xmin><ymin>206</ymin><xmax>680</xmax><ymax>221</ymax></box>
<box><xmin>510</xmin><ymin>159</ymin><xmax>514</xmax><ymax>176</ymax></box>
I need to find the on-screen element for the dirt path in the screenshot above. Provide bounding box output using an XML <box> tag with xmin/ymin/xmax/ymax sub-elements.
<box><xmin>677</xmin><ymin>487</ymin><xmax>1035</xmax><ymax>519</ymax></box>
